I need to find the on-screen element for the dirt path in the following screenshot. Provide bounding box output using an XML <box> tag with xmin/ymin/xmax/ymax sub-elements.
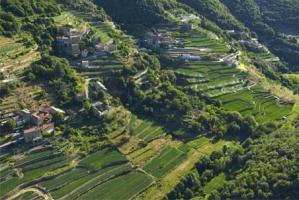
<box><xmin>7</xmin><ymin>187</ymin><xmax>53</xmax><ymax>200</ymax></box>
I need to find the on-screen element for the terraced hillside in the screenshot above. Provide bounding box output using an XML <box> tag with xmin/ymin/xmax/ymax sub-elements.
<box><xmin>0</xmin><ymin>146</ymin><xmax>153</xmax><ymax>200</ymax></box>
<box><xmin>161</xmin><ymin>26</ymin><xmax>294</xmax><ymax>123</ymax></box>
<box><xmin>1</xmin><ymin>1</ymin><xmax>299</xmax><ymax>200</ymax></box>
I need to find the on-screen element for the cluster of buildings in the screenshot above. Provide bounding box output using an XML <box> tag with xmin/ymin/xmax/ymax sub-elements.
<box><xmin>90</xmin><ymin>81</ymin><xmax>111</xmax><ymax>118</ymax></box>
<box><xmin>56</xmin><ymin>26</ymin><xmax>117</xmax><ymax>66</ymax></box>
<box><xmin>219</xmin><ymin>52</ymin><xmax>241</xmax><ymax>67</ymax></box>
<box><xmin>78</xmin><ymin>40</ymin><xmax>117</xmax><ymax>68</ymax></box>
<box><xmin>240</xmin><ymin>38</ymin><xmax>269</xmax><ymax>53</ymax></box>
<box><xmin>226</xmin><ymin>30</ymin><xmax>269</xmax><ymax>53</ymax></box>
<box><xmin>179</xmin><ymin>54</ymin><xmax>201</xmax><ymax>62</ymax></box>
<box><xmin>56</xmin><ymin>26</ymin><xmax>89</xmax><ymax>57</ymax></box>
<box><xmin>14</xmin><ymin>107</ymin><xmax>64</xmax><ymax>143</ymax></box>
<box><xmin>143</xmin><ymin>31</ymin><xmax>175</xmax><ymax>50</ymax></box>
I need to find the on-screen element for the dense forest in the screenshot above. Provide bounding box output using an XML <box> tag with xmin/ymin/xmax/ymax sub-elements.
<box><xmin>222</xmin><ymin>0</ymin><xmax>299</xmax><ymax>71</ymax></box>
<box><xmin>167</xmin><ymin>128</ymin><xmax>299</xmax><ymax>199</ymax></box>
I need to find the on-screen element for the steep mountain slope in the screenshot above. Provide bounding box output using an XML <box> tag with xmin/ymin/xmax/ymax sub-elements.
<box><xmin>221</xmin><ymin>0</ymin><xmax>299</xmax><ymax>71</ymax></box>
<box><xmin>94</xmin><ymin>0</ymin><xmax>179</xmax><ymax>26</ymax></box>
<box><xmin>255</xmin><ymin>0</ymin><xmax>299</xmax><ymax>33</ymax></box>
<box><xmin>0</xmin><ymin>0</ymin><xmax>298</xmax><ymax>200</ymax></box>
<box><xmin>177</xmin><ymin>0</ymin><xmax>245</xmax><ymax>31</ymax></box>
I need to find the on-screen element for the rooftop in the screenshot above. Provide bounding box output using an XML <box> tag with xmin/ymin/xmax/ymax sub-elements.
<box><xmin>23</xmin><ymin>123</ymin><xmax>54</xmax><ymax>135</ymax></box>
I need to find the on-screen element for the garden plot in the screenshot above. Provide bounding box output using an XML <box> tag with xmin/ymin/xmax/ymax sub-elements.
<box><xmin>283</xmin><ymin>73</ymin><xmax>299</xmax><ymax>84</ymax></box>
<box><xmin>169</xmin><ymin>28</ymin><xmax>230</xmax><ymax>55</ymax></box>
<box><xmin>0</xmin><ymin>38</ymin><xmax>25</xmax><ymax>61</ymax></box>
<box><xmin>128</xmin><ymin>137</ymin><xmax>181</xmax><ymax>167</ymax></box>
<box><xmin>203</xmin><ymin>173</ymin><xmax>226</xmax><ymax>195</ymax></box>
<box><xmin>129</xmin><ymin>115</ymin><xmax>167</xmax><ymax>142</ymax></box>
<box><xmin>107</xmin><ymin>113</ymin><xmax>168</xmax><ymax>155</ymax></box>
<box><xmin>36</xmin><ymin>148</ymin><xmax>130</xmax><ymax>199</ymax></box>
<box><xmin>0</xmin><ymin>37</ymin><xmax>39</xmax><ymax>80</ymax></box>
<box><xmin>77</xmin><ymin>171</ymin><xmax>153</xmax><ymax>200</ymax></box>
<box><xmin>71</xmin><ymin>11</ymin><xmax>113</xmax><ymax>44</ymax></box>
<box><xmin>172</xmin><ymin>61</ymin><xmax>245</xmax><ymax>97</ymax></box>
<box><xmin>0</xmin><ymin>83</ymin><xmax>50</xmax><ymax>120</ymax></box>
<box><xmin>215</xmin><ymin>85</ymin><xmax>293</xmax><ymax>122</ymax></box>
<box><xmin>79</xmin><ymin>55</ymin><xmax>123</xmax><ymax>79</ymax></box>
<box><xmin>143</xmin><ymin>146</ymin><xmax>187</xmax><ymax>178</ymax></box>
<box><xmin>54</xmin><ymin>12</ymin><xmax>89</xmax><ymax>32</ymax></box>
<box><xmin>45</xmin><ymin>164</ymin><xmax>133</xmax><ymax>199</ymax></box>
<box><xmin>0</xmin><ymin>150</ymin><xmax>70</xmax><ymax>198</ymax></box>
<box><xmin>78</xmin><ymin>147</ymin><xmax>127</xmax><ymax>170</ymax></box>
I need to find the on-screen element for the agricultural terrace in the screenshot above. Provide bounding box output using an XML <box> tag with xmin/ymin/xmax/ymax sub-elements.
<box><xmin>138</xmin><ymin>138</ymin><xmax>232</xmax><ymax>200</ymax></box>
<box><xmin>77</xmin><ymin>171</ymin><xmax>153</xmax><ymax>200</ymax></box>
<box><xmin>0</xmin><ymin>36</ymin><xmax>39</xmax><ymax>81</ymax></box>
<box><xmin>1</xmin><ymin>146</ymin><xmax>153</xmax><ymax>200</ymax></box>
<box><xmin>106</xmin><ymin>110</ymin><xmax>234</xmax><ymax>199</ymax></box>
<box><xmin>53</xmin><ymin>12</ymin><xmax>89</xmax><ymax>33</ymax></box>
<box><xmin>129</xmin><ymin>115</ymin><xmax>166</xmax><ymax>142</ymax></box>
<box><xmin>0</xmin><ymin>148</ymin><xmax>71</xmax><ymax>198</ymax></box>
<box><xmin>143</xmin><ymin>146</ymin><xmax>187</xmax><ymax>178</ymax></box>
<box><xmin>215</xmin><ymin>85</ymin><xmax>293</xmax><ymax>122</ymax></box>
<box><xmin>160</xmin><ymin>26</ymin><xmax>293</xmax><ymax>123</ymax></box>
<box><xmin>0</xmin><ymin>83</ymin><xmax>51</xmax><ymax>124</ymax></box>
<box><xmin>54</xmin><ymin>10</ymin><xmax>124</xmax><ymax>80</ymax></box>
<box><xmin>203</xmin><ymin>173</ymin><xmax>226</xmax><ymax>195</ymax></box>
<box><xmin>78</xmin><ymin>54</ymin><xmax>123</xmax><ymax>80</ymax></box>
<box><xmin>161</xmin><ymin>27</ymin><xmax>245</xmax><ymax>98</ymax></box>
<box><xmin>105</xmin><ymin>110</ymin><xmax>169</xmax><ymax>155</ymax></box>
<box><xmin>283</xmin><ymin>73</ymin><xmax>299</xmax><ymax>84</ymax></box>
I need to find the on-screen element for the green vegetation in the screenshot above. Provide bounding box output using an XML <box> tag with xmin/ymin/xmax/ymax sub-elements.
<box><xmin>78</xmin><ymin>171</ymin><xmax>153</xmax><ymax>200</ymax></box>
<box><xmin>216</xmin><ymin>86</ymin><xmax>293</xmax><ymax>122</ymax></box>
<box><xmin>143</xmin><ymin>146</ymin><xmax>187</xmax><ymax>178</ymax></box>
<box><xmin>26</xmin><ymin>55</ymin><xmax>84</xmax><ymax>106</ymax></box>
<box><xmin>178</xmin><ymin>0</ymin><xmax>244</xmax><ymax>31</ymax></box>
<box><xmin>0</xmin><ymin>150</ymin><xmax>69</xmax><ymax>197</ymax></box>
<box><xmin>202</xmin><ymin>173</ymin><xmax>225</xmax><ymax>194</ymax></box>
<box><xmin>1</xmin><ymin>1</ymin><xmax>299</xmax><ymax>200</ymax></box>
<box><xmin>79</xmin><ymin>148</ymin><xmax>127</xmax><ymax>170</ymax></box>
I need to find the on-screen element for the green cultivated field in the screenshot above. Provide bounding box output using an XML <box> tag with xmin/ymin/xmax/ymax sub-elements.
<box><xmin>203</xmin><ymin>173</ymin><xmax>226</xmax><ymax>194</ymax></box>
<box><xmin>129</xmin><ymin>115</ymin><xmax>166</xmax><ymax>142</ymax></box>
<box><xmin>161</xmin><ymin>26</ymin><xmax>293</xmax><ymax>123</ymax></box>
<box><xmin>215</xmin><ymin>86</ymin><xmax>293</xmax><ymax>122</ymax></box>
<box><xmin>78</xmin><ymin>171</ymin><xmax>153</xmax><ymax>200</ymax></box>
<box><xmin>143</xmin><ymin>146</ymin><xmax>187</xmax><ymax>178</ymax></box>
<box><xmin>47</xmin><ymin>164</ymin><xmax>132</xmax><ymax>199</ymax></box>
<box><xmin>0</xmin><ymin>150</ymin><xmax>69</xmax><ymax>197</ymax></box>
<box><xmin>79</xmin><ymin>55</ymin><xmax>123</xmax><ymax>79</ymax></box>
<box><xmin>79</xmin><ymin>147</ymin><xmax>127</xmax><ymax>170</ymax></box>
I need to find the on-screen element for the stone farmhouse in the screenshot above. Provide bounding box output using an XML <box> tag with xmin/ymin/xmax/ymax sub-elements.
<box><xmin>16</xmin><ymin>107</ymin><xmax>64</xmax><ymax>143</ymax></box>
<box><xmin>56</xmin><ymin>26</ymin><xmax>89</xmax><ymax>57</ymax></box>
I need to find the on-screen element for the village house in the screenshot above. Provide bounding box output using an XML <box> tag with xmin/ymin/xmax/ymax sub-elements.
<box><xmin>240</xmin><ymin>38</ymin><xmax>267</xmax><ymax>53</ymax></box>
<box><xmin>23</xmin><ymin>123</ymin><xmax>54</xmax><ymax>143</ymax></box>
<box><xmin>144</xmin><ymin>31</ymin><xmax>174</xmax><ymax>50</ymax></box>
<box><xmin>56</xmin><ymin>26</ymin><xmax>86</xmax><ymax>57</ymax></box>
<box><xmin>179</xmin><ymin>54</ymin><xmax>201</xmax><ymax>62</ymax></box>
<box><xmin>31</xmin><ymin>109</ymin><xmax>53</xmax><ymax>126</ymax></box>
<box><xmin>13</xmin><ymin>106</ymin><xmax>65</xmax><ymax>143</ymax></box>
<box><xmin>81</xmin><ymin>60</ymin><xmax>89</xmax><ymax>68</ymax></box>
<box><xmin>91</xmin><ymin>102</ymin><xmax>111</xmax><ymax>119</ymax></box>
<box><xmin>17</xmin><ymin>109</ymin><xmax>31</xmax><ymax>124</ymax></box>
<box><xmin>181</xmin><ymin>21</ymin><xmax>194</xmax><ymax>31</ymax></box>
<box><xmin>220</xmin><ymin>52</ymin><xmax>240</xmax><ymax>67</ymax></box>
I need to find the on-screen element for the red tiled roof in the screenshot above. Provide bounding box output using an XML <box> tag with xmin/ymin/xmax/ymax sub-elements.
<box><xmin>23</xmin><ymin>123</ymin><xmax>54</xmax><ymax>134</ymax></box>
